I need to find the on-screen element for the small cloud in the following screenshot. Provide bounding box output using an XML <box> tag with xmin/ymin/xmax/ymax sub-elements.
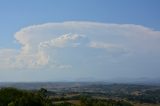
<box><xmin>88</xmin><ymin>41</ymin><xmax>130</xmax><ymax>57</ymax></box>
<box><xmin>58</xmin><ymin>65</ymin><xmax>72</xmax><ymax>69</ymax></box>
<box><xmin>39</xmin><ymin>33</ymin><xmax>84</xmax><ymax>48</ymax></box>
<box><xmin>89</xmin><ymin>41</ymin><xmax>121</xmax><ymax>49</ymax></box>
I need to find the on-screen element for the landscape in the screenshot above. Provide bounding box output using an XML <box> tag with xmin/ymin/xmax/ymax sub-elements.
<box><xmin>0</xmin><ymin>82</ymin><xmax>160</xmax><ymax>106</ymax></box>
<box><xmin>0</xmin><ymin>0</ymin><xmax>160</xmax><ymax>106</ymax></box>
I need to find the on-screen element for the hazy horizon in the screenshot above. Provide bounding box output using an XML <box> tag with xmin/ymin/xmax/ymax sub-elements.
<box><xmin>0</xmin><ymin>0</ymin><xmax>160</xmax><ymax>82</ymax></box>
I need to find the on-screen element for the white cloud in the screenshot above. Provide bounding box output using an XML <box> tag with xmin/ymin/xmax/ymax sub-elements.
<box><xmin>0</xmin><ymin>49</ymin><xmax>18</xmax><ymax>69</ymax></box>
<box><xmin>0</xmin><ymin>21</ymin><xmax>160</xmax><ymax>71</ymax></box>
<box><xmin>39</xmin><ymin>33</ymin><xmax>84</xmax><ymax>48</ymax></box>
<box><xmin>89</xmin><ymin>41</ymin><xmax>121</xmax><ymax>49</ymax></box>
<box><xmin>88</xmin><ymin>41</ymin><xmax>129</xmax><ymax>56</ymax></box>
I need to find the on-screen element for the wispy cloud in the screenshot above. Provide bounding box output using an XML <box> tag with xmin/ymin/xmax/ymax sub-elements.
<box><xmin>89</xmin><ymin>41</ymin><xmax>122</xmax><ymax>49</ymax></box>
<box><xmin>39</xmin><ymin>33</ymin><xmax>84</xmax><ymax>48</ymax></box>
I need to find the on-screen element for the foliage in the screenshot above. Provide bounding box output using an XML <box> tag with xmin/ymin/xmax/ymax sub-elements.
<box><xmin>0</xmin><ymin>88</ymin><xmax>52</xmax><ymax>106</ymax></box>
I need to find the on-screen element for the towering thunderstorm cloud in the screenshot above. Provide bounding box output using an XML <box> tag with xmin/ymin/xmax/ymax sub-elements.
<box><xmin>0</xmin><ymin>21</ymin><xmax>160</xmax><ymax>73</ymax></box>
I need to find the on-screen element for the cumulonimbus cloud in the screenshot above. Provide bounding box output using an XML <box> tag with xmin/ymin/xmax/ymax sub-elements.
<box><xmin>0</xmin><ymin>21</ymin><xmax>160</xmax><ymax>70</ymax></box>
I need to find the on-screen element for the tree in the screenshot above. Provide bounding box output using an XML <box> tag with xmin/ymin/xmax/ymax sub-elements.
<box><xmin>0</xmin><ymin>88</ymin><xmax>53</xmax><ymax>106</ymax></box>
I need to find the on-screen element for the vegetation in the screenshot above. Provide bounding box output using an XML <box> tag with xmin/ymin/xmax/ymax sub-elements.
<box><xmin>0</xmin><ymin>88</ymin><xmax>52</xmax><ymax>106</ymax></box>
<box><xmin>0</xmin><ymin>87</ymin><xmax>134</xmax><ymax>106</ymax></box>
<box><xmin>0</xmin><ymin>83</ymin><xmax>160</xmax><ymax>106</ymax></box>
<box><xmin>80</xmin><ymin>96</ymin><xmax>133</xmax><ymax>106</ymax></box>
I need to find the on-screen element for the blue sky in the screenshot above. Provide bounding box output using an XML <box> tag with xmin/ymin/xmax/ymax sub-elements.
<box><xmin>1</xmin><ymin>0</ymin><xmax>160</xmax><ymax>49</ymax></box>
<box><xmin>0</xmin><ymin>0</ymin><xmax>160</xmax><ymax>82</ymax></box>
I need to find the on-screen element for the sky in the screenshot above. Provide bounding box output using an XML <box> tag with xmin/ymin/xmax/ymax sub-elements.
<box><xmin>0</xmin><ymin>0</ymin><xmax>160</xmax><ymax>82</ymax></box>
